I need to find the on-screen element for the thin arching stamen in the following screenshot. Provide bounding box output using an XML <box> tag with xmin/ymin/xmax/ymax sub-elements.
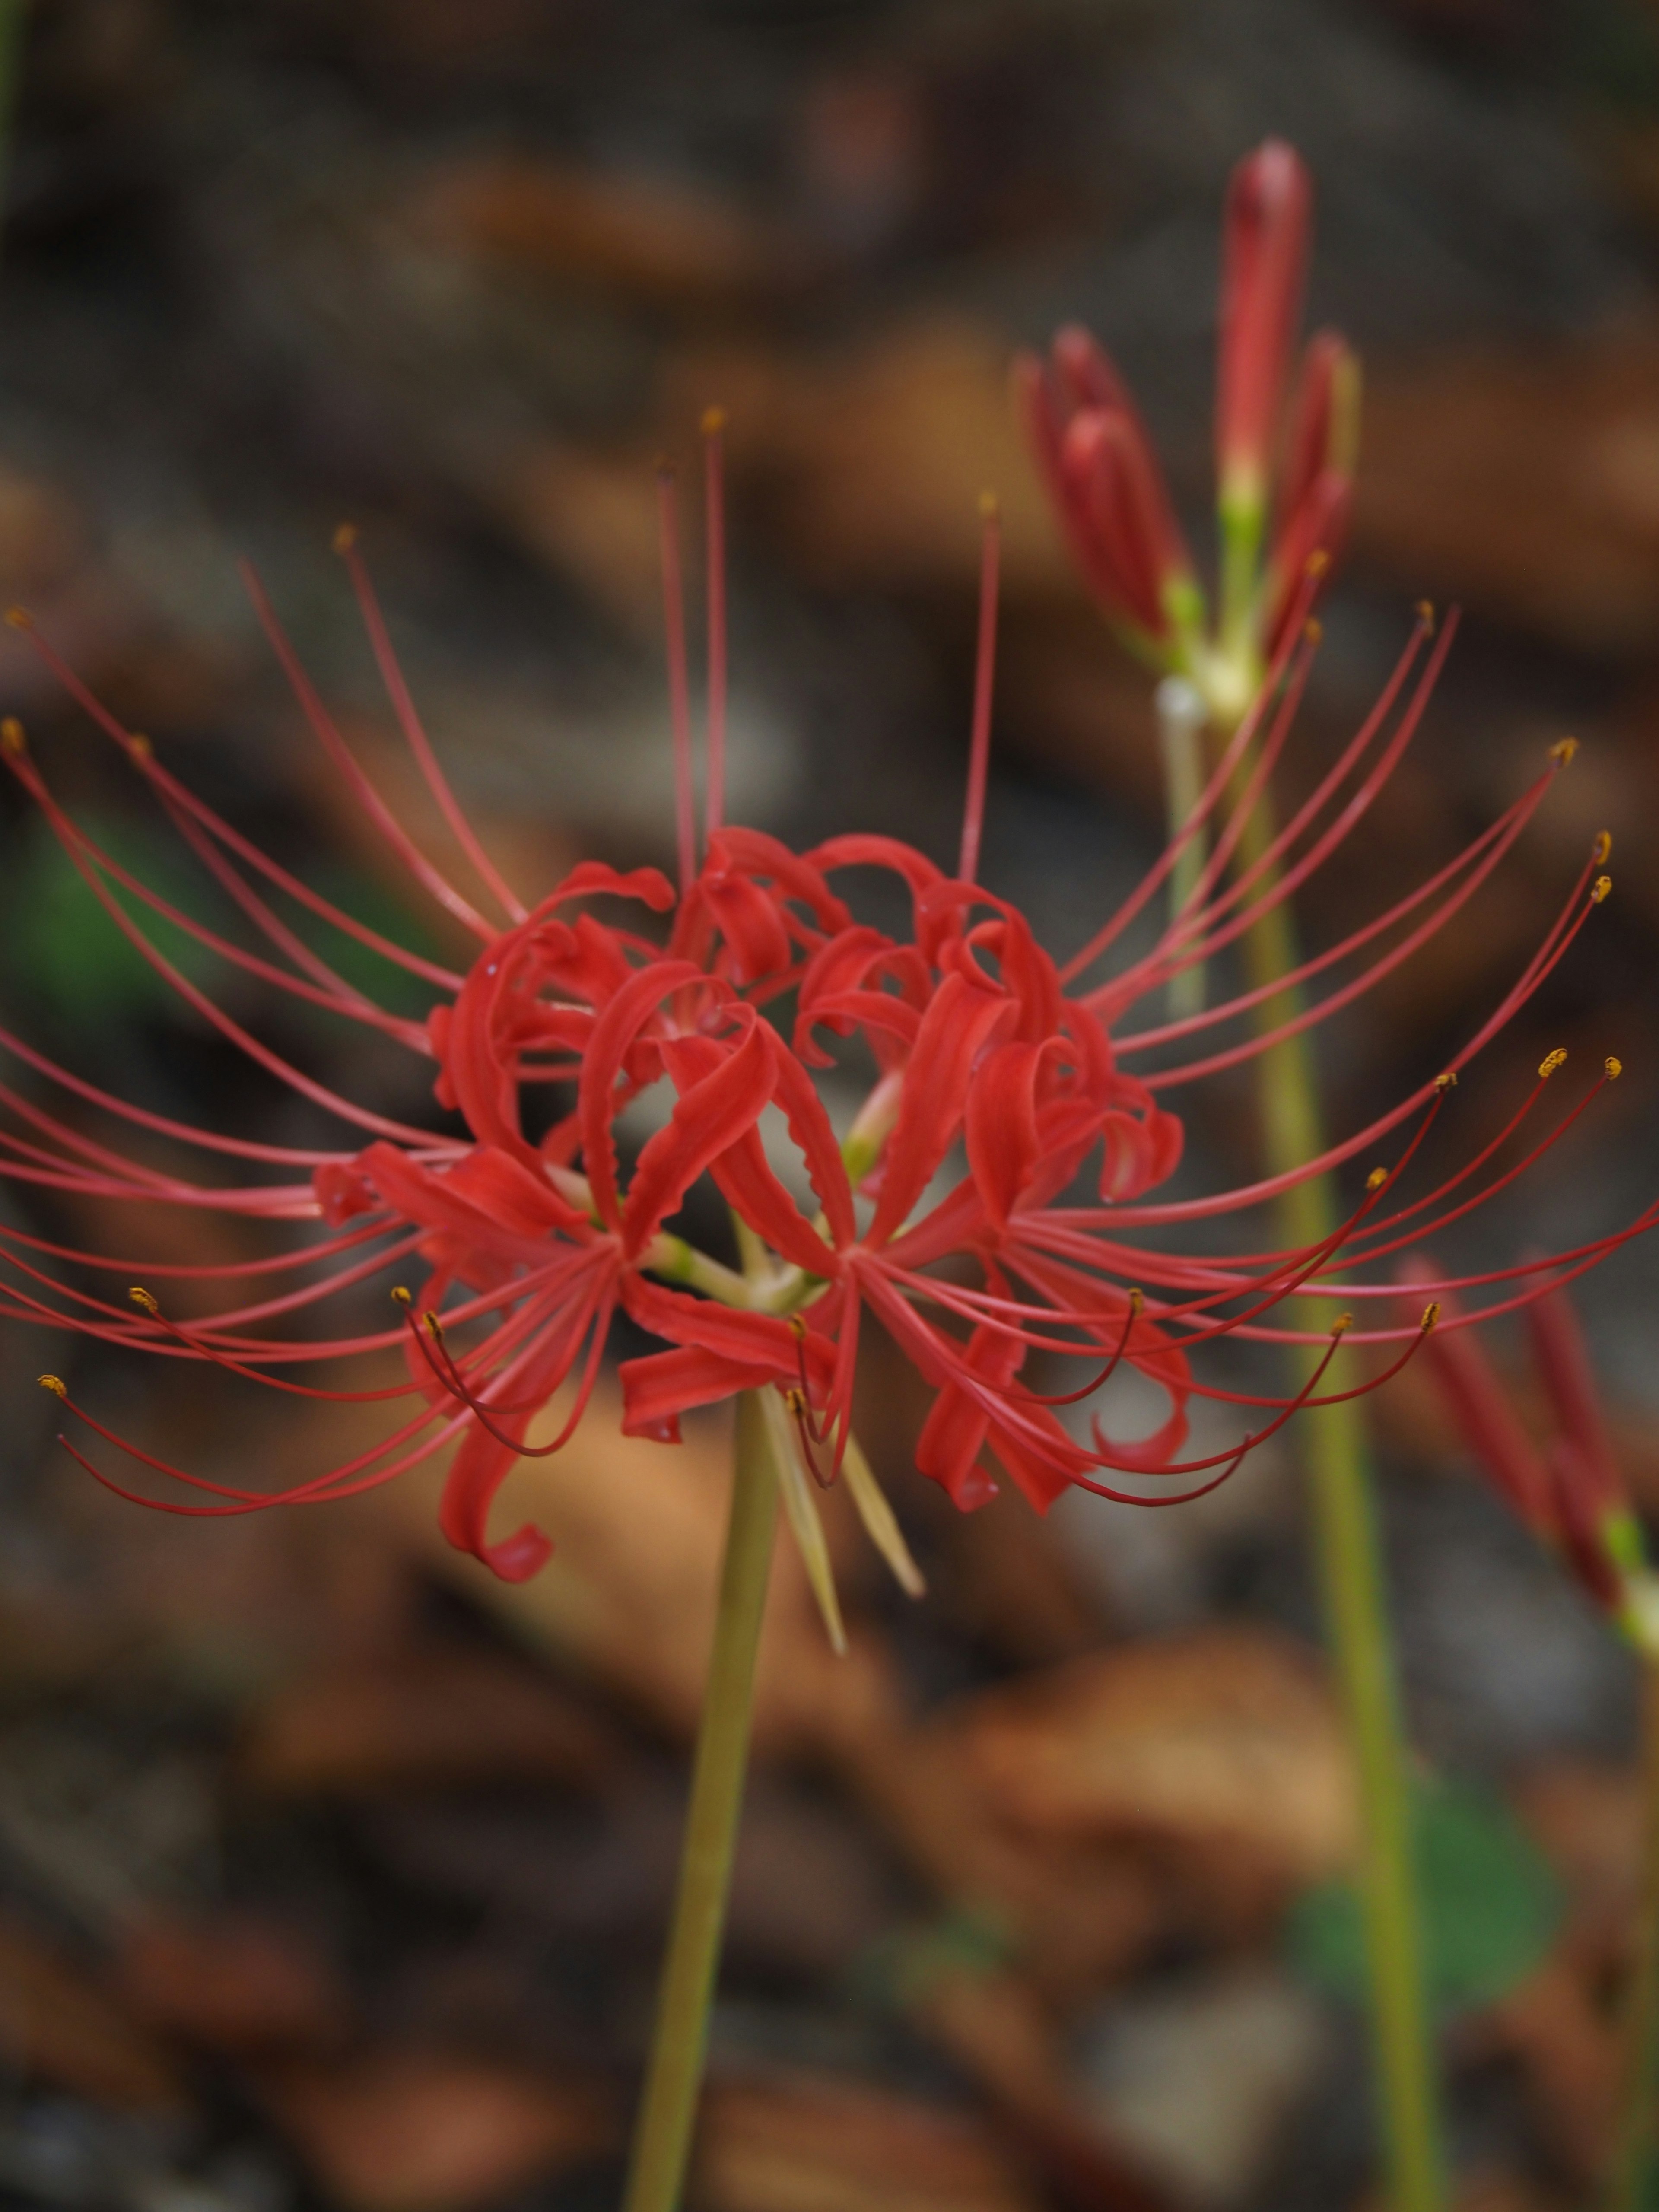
<box><xmin>126</xmin><ymin>1286</ymin><xmax>414</xmax><ymax>1402</ymax></box>
<box><xmin>1087</xmin><ymin>1316</ymin><xmax>1354</xmax><ymax>1481</ymax></box>
<box><xmin>1057</xmin><ymin>556</ymin><xmax>1325</xmax><ymax>985</ymax></box>
<box><xmin>238</xmin><ymin>565</ymin><xmax>496</xmax><ymax>940</ymax></box>
<box><xmin>8</xmin><ymin>752</ymin><xmax>429</xmax><ymax>1051</ymax></box>
<box><xmin>335</xmin><ymin>529</ymin><xmax>528</xmax><ymax>926</ymax></box>
<box><xmin>958</xmin><ymin>492</ymin><xmax>1001</xmax><ymax>885</ymax></box>
<box><xmin>658</xmin><ymin>466</ymin><xmax>698</xmax><ymax>895</ymax></box>
<box><xmin>7</xmin><ymin>615</ymin><xmax>466</xmax><ymax>989</ymax></box>
<box><xmin>405</xmin><ymin>1289</ymin><xmax>613</xmax><ymax>1459</ymax></box>
<box><xmin>702</xmin><ymin>409</ymin><xmax>728</xmax><ymax>842</ymax></box>
<box><xmin>1116</xmin><ymin>773</ymin><xmax>1544</xmax><ymax>1048</ymax></box>
<box><xmin>1013</xmin><ymin>1289</ymin><xmax>1144</xmax><ymax>1406</ymax></box>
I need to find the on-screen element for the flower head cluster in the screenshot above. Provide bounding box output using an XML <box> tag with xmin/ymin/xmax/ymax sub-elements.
<box><xmin>1</xmin><ymin>158</ymin><xmax>1647</xmax><ymax>1604</ymax></box>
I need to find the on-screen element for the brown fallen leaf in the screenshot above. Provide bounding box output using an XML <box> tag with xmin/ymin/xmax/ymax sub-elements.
<box><xmin>1513</xmin><ymin>1761</ymin><xmax>1643</xmax><ymax>1943</ymax></box>
<box><xmin>944</xmin><ymin>1627</ymin><xmax>1357</xmax><ymax>1891</ymax></box>
<box><xmin>693</xmin><ymin>2070</ymin><xmax>1041</xmax><ymax>2212</ymax></box>
<box><xmin>909</xmin><ymin>1970</ymin><xmax>1173</xmax><ymax>2212</ymax></box>
<box><xmin>414</xmin><ymin>154</ymin><xmax>803</xmax><ymax>310</ymax></box>
<box><xmin>0</xmin><ymin>1911</ymin><xmax>185</xmax><ymax>2112</ymax></box>
<box><xmin>1357</xmin><ymin>331</ymin><xmax>1659</xmax><ymax>654</ymax></box>
<box><xmin>665</xmin><ymin>318</ymin><xmax>1063</xmax><ymax>598</ymax></box>
<box><xmin>237</xmin><ymin>1644</ymin><xmax>618</xmax><ymax>1797</ymax></box>
<box><xmin>259</xmin><ymin>2048</ymin><xmax>615</xmax><ymax>2212</ymax></box>
<box><xmin>118</xmin><ymin>1910</ymin><xmax>349</xmax><ymax>2056</ymax></box>
<box><xmin>377</xmin><ymin>1382</ymin><xmax>889</xmax><ymax>1759</ymax></box>
<box><xmin>1468</xmin><ymin>1951</ymin><xmax>1621</xmax><ymax>2186</ymax></box>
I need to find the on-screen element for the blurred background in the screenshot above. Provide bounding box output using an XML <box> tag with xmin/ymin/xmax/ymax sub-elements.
<box><xmin>2</xmin><ymin>2</ymin><xmax>1659</xmax><ymax>2209</ymax></box>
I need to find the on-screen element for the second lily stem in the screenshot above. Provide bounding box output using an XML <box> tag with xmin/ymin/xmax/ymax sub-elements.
<box><xmin>1611</xmin><ymin>1655</ymin><xmax>1659</xmax><ymax>2212</ymax></box>
<box><xmin>1233</xmin><ymin>793</ymin><xmax>1446</xmax><ymax>2212</ymax></box>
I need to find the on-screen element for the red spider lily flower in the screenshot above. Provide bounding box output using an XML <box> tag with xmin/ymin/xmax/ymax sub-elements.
<box><xmin>1411</xmin><ymin>1250</ymin><xmax>1658</xmax><ymax>1642</ymax></box>
<box><xmin>0</xmin><ymin>429</ymin><xmax>1651</xmax><ymax>1594</ymax></box>
<box><xmin>1017</xmin><ymin>139</ymin><xmax>1357</xmax><ymax>671</ymax></box>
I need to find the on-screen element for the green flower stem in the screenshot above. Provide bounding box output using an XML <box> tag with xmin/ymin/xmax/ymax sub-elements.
<box><xmin>1611</xmin><ymin>1654</ymin><xmax>1659</xmax><ymax>2212</ymax></box>
<box><xmin>1230</xmin><ymin>788</ymin><xmax>1446</xmax><ymax>2212</ymax></box>
<box><xmin>622</xmin><ymin>1390</ymin><xmax>779</xmax><ymax>2212</ymax></box>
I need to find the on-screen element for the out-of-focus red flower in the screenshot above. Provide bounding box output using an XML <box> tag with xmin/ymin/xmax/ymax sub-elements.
<box><xmin>1216</xmin><ymin>139</ymin><xmax>1312</xmax><ymax>513</ymax></box>
<box><xmin>1014</xmin><ymin>326</ymin><xmax>1200</xmax><ymax>655</ymax></box>
<box><xmin>0</xmin><ymin>447</ymin><xmax>1644</xmax><ymax>1589</ymax></box>
<box><xmin>1413</xmin><ymin>1251</ymin><xmax>1655</xmax><ymax>1634</ymax></box>
<box><xmin>1016</xmin><ymin>140</ymin><xmax>1357</xmax><ymax>668</ymax></box>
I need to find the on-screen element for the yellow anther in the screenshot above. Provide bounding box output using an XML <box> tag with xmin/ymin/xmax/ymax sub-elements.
<box><xmin>1332</xmin><ymin>1313</ymin><xmax>1353</xmax><ymax>1337</ymax></box>
<box><xmin>1549</xmin><ymin>736</ymin><xmax>1578</xmax><ymax>765</ymax></box>
<box><xmin>784</xmin><ymin>1386</ymin><xmax>807</xmax><ymax>1416</ymax></box>
<box><xmin>0</xmin><ymin>717</ymin><xmax>24</xmax><ymax>755</ymax></box>
<box><xmin>423</xmin><ymin>1310</ymin><xmax>444</xmax><ymax>1343</ymax></box>
<box><xmin>1366</xmin><ymin>1166</ymin><xmax>1387</xmax><ymax>1191</ymax></box>
<box><xmin>787</xmin><ymin>1314</ymin><xmax>806</xmax><ymax>1339</ymax></box>
<box><xmin>1434</xmin><ymin>1070</ymin><xmax>1458</xmax><ymax>1091</ymax></box>
<box><xmin>1128</xmin><ymin>1287</ymin><xmax>1144</xmax><ymax>1316</ymax></box>
<box><xmin>1415</xmin><ymin>599</ymin><xmax>1435</xmax><ymax>633</ymax></box>
<box><xmin>129</xmin><ymin>733</ymin><xmax>152</xmax><ymax>760</ymax></box>
<box><xmin>1303</xmin><ymin>617</ymin><xmax>1323</xmax><ymax>645</ymax></box>
<box><xmin>5</xmin><ymin>606</ymin><xmax>32</xmax><ymax>631</ymax></box>
<box><xmin>332</xmin><ymin>523</ymin><xmax>359</xmax><ymax>555</ymax></box>
<box><xmin>1592</xmin><ymin>874</ymin><xmax>1612</xmax><ymax>904</ymax></box>
<box><xmin>1606</xmin><ymin>1056</ymin><xmax>1624</xmax><ymax>1081</ymax></box>
<box><xmin>128</xmin><ymin>1286</ymin><xmax>160</xmax><ymax>1315</ymax></box>
<box><xmin>37</xmin><ymin>1374</ymin><xmax>66</xmax><ymax>1398</ymax></box>
<box><xmin>1305</xmin><ymin>549</ymin><xmax>1330</xmax><ymax>579</ymax></box>
<box><xmin>1539</xmin><ymin>1048</ymin><xmax>1567</xmax><ymax>1079</ymax></box>
<box><xmin>390</xmin><ymin>1285</ymin><xmax>413</xmax><ymax>1307</ymax></box>
<box><xmin>700</xmin><ymin>404</ymin><xmax>728</xmax><ymax>438</ymax></box>
<box><xmin>1593</xmin><ymin>830</ymin><xmax>1611</xmax><ymax>864</ymax></box>
<box><xmin>978</xmin><ymin>488</ymin><xmax>999</xmax><ymax>522</ymax></box>
<box><xmin>1421</xmin><ymin>1302</ymin><xmax>1441</xmax><ymax>1330</ymax></box>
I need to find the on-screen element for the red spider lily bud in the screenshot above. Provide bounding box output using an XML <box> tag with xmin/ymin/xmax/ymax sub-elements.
<box><xmin>1262</xmin><ymin>332</ymin><xmax>1359</xmax><ymax>654</ymax></box>
<box><xmin>1015</xmin><ymin>337</ymin><xmax>1200</xmax><ymax>652</ymax></box>
<box><xmin>1546</xmin><ymin>1436</ymin><xmax>1624</xmax><ymax>1614</ymax></box>
<box><xmin>1217</xmin><ymin>140</ymin><xmax>1312</xmax><ymax>519</ymax></box>
<box><xmin>1276</xmin><ymin>331</ymin><xmax>1360</xmax><ymax>540</ymax></box>
<box><xmin>1421</xmin><ymin>1271</ymin><xmax>1648</xmax><ymax>1625</ymax></box>
<box><xmin>1417</xmin><ymin>1299</ymin><xmax>1553</xmax><ymax>1537</ymax></box>
<box><xmin>1523</xmin><ymin>1278</ymin><xmax>1619</xmax><ymax>1507</ymax></box>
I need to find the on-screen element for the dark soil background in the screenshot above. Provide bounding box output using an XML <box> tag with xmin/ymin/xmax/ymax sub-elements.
<box><xmin>1</xmin><ymin>4</ymin><xmax>1659</xmax><ymax>2210</ymax></box>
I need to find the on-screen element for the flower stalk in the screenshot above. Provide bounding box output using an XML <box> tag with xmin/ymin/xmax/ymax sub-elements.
<box><xmin>622</xmin><ymin>1388</ymin><xmax>779</xmax><ymax>2212</ymax></box>
<box><xmin>1230</xmin><ymin>786</ymin><xmax>1445</xmax><ymax>2212</ymax></box>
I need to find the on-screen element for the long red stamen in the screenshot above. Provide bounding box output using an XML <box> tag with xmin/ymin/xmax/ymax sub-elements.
<box><xmin>1150</xmin><ymin>610</ymin><xmax>1447</xmax><ymax>985</ymax></box>
<box><xmin>0</xmin><ymin>750</ymin><xmax>444</xmax><ymax>1148</ymax></box>
<box><xmin>335</xmin><ymin>530</ymin><xmax>528</xmax><ymax>926</ymax></box>
<box><xmin>11</xmin><ymin>619</ymin><xmax>466</xmax><ymax>989</ymax></box>
<box><xmin>1117</xmin><ymin>771</ymin><xmax>1543</xmax><ymax>1050</ymax></box>
<box><xmin>658</xmin><ymin>467</ymin><xmax>698</xmax><ymax>896</ymax></box>
<box><xmin>125</xmin><ymin>1287</ymin><xmax>415</xmax><ymax>1402</ymax></box>
<box><xmin>238</xmin><ymin>566</ymin><xmax>496</xmax><ymax>940</ymax></box>
<box><xmin>702</xmin><ymin>410</ymin><xmax>728</xmax><ymax>842</ymax></box>
<box><xmin>1057</xmin><ymin>554</ymin><xmax>1328</xmax><ymax>985</ymax></box>
<box><xmin>405</xmin><ymin>1285</ymin><xmax>614</xmax><ymax>1462</ymax></box>
<box><xmin>1141</xmin><ymin>776</ymin><xmax>1550</xmax><ymax>1088</ymax></box>
<box><xmin>1086</xmin><ymin>1317</ymin><xmax>1351</xmax><ymax>1481</ymax></box>
<box><xmin>8</xmin><ymin>752</ymin><xmax>429</xmax><ymax>1050</ymax></box>
<box><xmin>957</xmin><ymin>493</ymin><xmax>1001</xmax><ymax>885</ymax></box>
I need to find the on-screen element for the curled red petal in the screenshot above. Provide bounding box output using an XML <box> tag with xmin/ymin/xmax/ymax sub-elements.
<box><xmin>623</xmin><ymin>1014</ymin><xmax>774</xmax><ymax>1259</ymax></box>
